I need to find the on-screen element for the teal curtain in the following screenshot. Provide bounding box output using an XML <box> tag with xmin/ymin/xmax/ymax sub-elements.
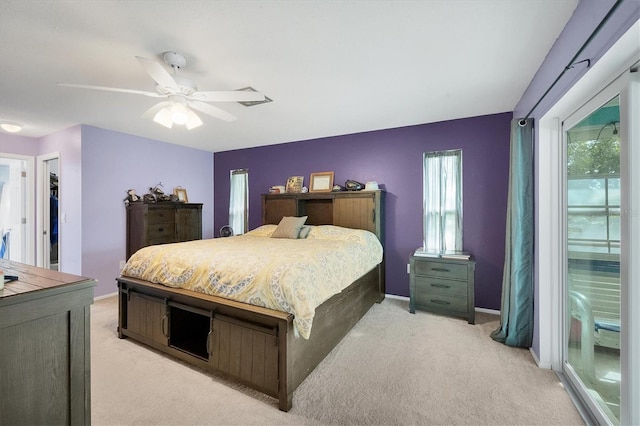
<box><xmin>491</xmin><ymin>118</ymin><xmax>534</xmax><ymax>347</ymax></box>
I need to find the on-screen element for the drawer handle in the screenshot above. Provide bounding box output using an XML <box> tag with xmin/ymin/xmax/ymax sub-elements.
<box><xmin>206</xmin><ymin>329</ymin><xmax>213</xmax><ymax>355</ymax></box>
<box><xmin>430</xmin><ymin>299</ymin><xmax>450</xmax><ymax>305</ymax></box>
<box><xmin>158</xmin><ymin>227</ymin><xmax>164</xmax><ymax>232</ymax></box>
<box><xmin>431</xmin><ymin>267</ymin><xmax>450</xmax><ymax>272</ymax></box>
<box><xmin>161</xmin><ymin>314</ymin><xmax>169</xmax><ymax>338</ymax></box>
<box><xmin>431</xmin><ymin>284</ymin><xmax>450</xmax><ymax>289</ymax></box>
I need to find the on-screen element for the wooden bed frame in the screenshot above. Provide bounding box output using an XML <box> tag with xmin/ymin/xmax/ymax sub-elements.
<box><xmin>117</xmin><ymin>190</ymin><xmax>384</xmax><ymax>411</ymax></box>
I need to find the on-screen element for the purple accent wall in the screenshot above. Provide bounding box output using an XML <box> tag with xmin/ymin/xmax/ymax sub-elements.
<box><xmin>214</xmin><ymin>112</ymin><xmax>511</xmax><ymax>309</ymax></box>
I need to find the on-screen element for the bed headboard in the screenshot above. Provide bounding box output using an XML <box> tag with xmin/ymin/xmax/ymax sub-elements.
<box><xmin>261</xmin><ymin>190</ymin><xmax>385</xmax><ymax>243</ymax></box>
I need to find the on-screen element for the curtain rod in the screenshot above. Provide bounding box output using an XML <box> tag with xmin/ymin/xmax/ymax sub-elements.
<box><xmin>520</xmin><ymin>0</ymin><xmax>623</xmax><ymax>126</ymax></box>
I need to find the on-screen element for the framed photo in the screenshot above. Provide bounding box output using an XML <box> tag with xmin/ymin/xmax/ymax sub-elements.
<box><xmin>174</xmin><ymin>187</ymin><xmax>188</xmax><ymax>202</ymax></box>
<box><xmin>309</xmin><ymin>171</ymin><xmax>334</xmax><ymax>192</ymax></box>
<box><xmin>286</xmin><ymin>176</ymin><xmax>304</xmax><ymax>193</ymax></box>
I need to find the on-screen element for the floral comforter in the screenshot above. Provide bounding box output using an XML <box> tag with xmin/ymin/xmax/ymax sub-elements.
<box><xmin>121</xmin><ymin>225</ymin><xmax>383</xmax><ymax>339</ymax></box>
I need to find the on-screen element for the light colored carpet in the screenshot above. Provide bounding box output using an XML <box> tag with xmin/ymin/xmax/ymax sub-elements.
<box><xmin>91</xmin><ymin>296</ymin><xmax>584</xmax><ymax>425</ymax></box>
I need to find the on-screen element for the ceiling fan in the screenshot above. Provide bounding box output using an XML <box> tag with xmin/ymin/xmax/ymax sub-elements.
<box><xmin>59</xmin><ymin>51</ymin><xmax>266</xmax><ymax>129</ymax></box>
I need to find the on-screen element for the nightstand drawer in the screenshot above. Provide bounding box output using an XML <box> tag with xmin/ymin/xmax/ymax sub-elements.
<box><xmin>414</xmin><ymin>292</ymin><xmax>468</xmax><ymax>315</ymax></box>
<box><xmin>413</xmin><ymin>260</ymin><xmax>467</xmax><ymax>280</ymax></box>
<box><xmin>414</xmin><ymin>276</ymin><xmax>467</xmax><ymax>298</ymax></box>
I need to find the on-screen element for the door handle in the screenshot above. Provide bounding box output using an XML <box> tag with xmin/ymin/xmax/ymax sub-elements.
<box><xmin>161</xmin><ymin>315</ymin><xmax>169</xmax><ymax>338</ymax></box>
<box><xmin>206</xmin><ymin>329</ymin><xmax>213</xmax><ymax>355</ymax></box>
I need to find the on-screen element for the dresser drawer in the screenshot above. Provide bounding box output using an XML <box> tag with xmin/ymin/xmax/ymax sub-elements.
<box><xmin>147</xmin><ymin>222</ymin><xmax>175</xmax><ymax>240</ymax></box>
<box><xmin>413</xmin><ymin>291</ymin><xmax>468</xmax><ymax>315</ymax></box>
<box><xmin>413</xmin><ymin>260</ymin><xmax>468</xmax><ymax>280</ymax></box>
<box><xmin>147</xmin><ymin>236</ymin><xmax>174</xmax><ymax>246</ymax></box>
<box><xmin>414</xmin><ymin>276</ymin><xmax>467</xmax><ymax>298</ymax></box>
<box><xmin>147</xmin><ymin>209</ymin><xmax>176</xmax><ymax>225</ymax></box>
<box><xmin>126</xmin><ymin>202</ymin><xmax>202</xmax><ymax>260</ymax></box>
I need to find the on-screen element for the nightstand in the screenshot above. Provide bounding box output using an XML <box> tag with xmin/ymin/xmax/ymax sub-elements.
<box><xmin>409</xmin><ymin>255</ymin><xmax>475</xmax><ymax>324</ymax></box>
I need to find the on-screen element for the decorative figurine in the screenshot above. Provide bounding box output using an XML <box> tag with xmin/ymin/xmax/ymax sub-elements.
<box><xmin>124</xmin><ymin>189</ymin><xmax>140</xmax><ymax>204</ymax></box>
<box><xmin>146</xmin><ymin>182</ymin><xmax>166</xmax><ymax>202</ymax></box>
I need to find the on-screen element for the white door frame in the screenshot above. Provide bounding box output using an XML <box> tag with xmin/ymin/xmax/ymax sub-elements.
<box><xmin>0</xmin><ymin>152</ymin><xmax>35</xmax><ymax>265</ymax></box>
<box><xmin>537</xmin><ymin>26</ymin><xmax>639</xmax><ymax>424</ymax></box>
<box><xmin>36</xmin><ymin>152</ymin><xmax>60</xmax><ymax>269</ymax></box>
<box><xmin>561</xmin><ymin>74</ymin><xmax>627</xmax><ymax>424</ymax></box>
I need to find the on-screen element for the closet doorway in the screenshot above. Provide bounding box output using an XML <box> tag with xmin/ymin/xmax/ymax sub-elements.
<box><xmin>37</xmin><ymin>153</ymin><xmax>59</xmax><ymax>270</ymax></box>
<box><xmin>0</xmin><ymin>154</ymin><xmax>34</xmax><ymax>264</ymax></box>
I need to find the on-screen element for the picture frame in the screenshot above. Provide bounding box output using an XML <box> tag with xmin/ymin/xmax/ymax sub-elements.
<box><xmin>286</xmin><ymin>176</ymin><xmax>304</xmax><ymax>193</ymax></box>
<box><xmin>174</xmin><ymin>187</ymin><xmax>188</xmax><ymax>202</ymax></box>
<box><xmin>309</xmin><ymin>171</ymin><xmax>334</xmax><ymax>192</ymax></box>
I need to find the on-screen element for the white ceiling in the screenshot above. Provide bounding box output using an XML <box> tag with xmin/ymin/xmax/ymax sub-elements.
<box><xmin>0</xmin><ymin>0</ymin><xmax>579</xmax><ymax>153</ymax></box>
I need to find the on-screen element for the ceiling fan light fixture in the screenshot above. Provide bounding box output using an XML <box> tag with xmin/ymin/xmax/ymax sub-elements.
<box><xmin>153</xmin><ymin>107</ymin><xmax>173</xmax><ymax>128</ymax></box>
<box><xmin>1</xmin><ymin>121</ymin><xmax>23</xmax><ymax>133</ymax></box>
<box><xmin>170</xmin><ymin>102</ymin><xmax>189</xmax><ymax>125</ymax></box>
<box><xmin>185</xmin><ymin>110</ymin><xmax>203</xmax><ymax>130</ymax></box>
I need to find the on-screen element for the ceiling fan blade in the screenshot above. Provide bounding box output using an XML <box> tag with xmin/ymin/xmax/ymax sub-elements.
<box><xmin>190</xmin><ymin>91</ymin><xmax>266</xmax><ymax>102</ymax></box>
<box><xmin>136</xmin><ymin>56</ymin><xmax>179</xmax><ymax>92</ymax></box>
<box><xmin>58</xmin><ymin>83</ymin><xmax>164</xmax><ymax>97</ymax></box>
<box><xmin>189</xmin><ymin>100</ymin><xmax>237</xmax><ymax>122</ymax></box>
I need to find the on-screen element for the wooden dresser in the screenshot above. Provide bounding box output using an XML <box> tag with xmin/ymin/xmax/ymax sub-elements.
<box><xmin>126</xmin><ymin>202</ymin><xmax>203</xmax><ymax>259</ymax></box>
<box><xmin>0</xmin><ymin>260</ymin><xmax>96</xmax><ymax>425</ymax></box>
<box><xmin>409</xmin><ymin>255</ymin><xmax>475</xmax><ymax>324</ymax></box>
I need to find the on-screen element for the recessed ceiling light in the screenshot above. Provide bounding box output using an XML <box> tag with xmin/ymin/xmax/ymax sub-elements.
<box><xmin>1</xmin><ymin>122</ymin><xmax>23</xmax><ymax>133</ymax></box>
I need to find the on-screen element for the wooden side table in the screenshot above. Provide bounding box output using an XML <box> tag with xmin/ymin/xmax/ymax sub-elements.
<box><xmin>0</xmin><ymin>260</ymin><xmax>96</xmax><ymax>425</ymax></box>
<box><xmin>409</xmin><ymin>255</ymin><xmax>475</xmax><ymax>324</ymax></box>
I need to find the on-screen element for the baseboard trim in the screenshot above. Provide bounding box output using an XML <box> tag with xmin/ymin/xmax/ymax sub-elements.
<box><xmin>95</xmin><ymin>291</ymin><xmax>118</xmax><ymax>301</ymax></box>
<box><xmin>475</xmin><ymin>307</ymin><xmax>500</xmax><ymax>315</ymax></box>
<box><xmin>385</xmin><ymin>294</ymin><xmax>500</xmax><ymax>317</ymax></box>
<box><xmin>385</xmin><ymin>294</ymin><xmax>409</xmax><ymax>301</ymax></box>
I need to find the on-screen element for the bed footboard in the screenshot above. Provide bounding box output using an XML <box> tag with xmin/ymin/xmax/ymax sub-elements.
<box><xmin>116</xmin><ymin>264</ymin><xmax>382</xmax><ymax>411</ymax></box>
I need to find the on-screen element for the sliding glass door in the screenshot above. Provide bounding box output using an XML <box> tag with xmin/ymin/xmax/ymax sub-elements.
<box><xmin>564</xmin><ymin>93</ymin><xmax>621</xmax><ymax>423</ymax></box>
<box><xmin>562</xmin><ymin>69</ymin><xmax>638</xmax><ymax>425</ymax></box>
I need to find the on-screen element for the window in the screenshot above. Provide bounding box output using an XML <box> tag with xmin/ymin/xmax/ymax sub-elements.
<box><xmin>229</xmin><ymin>169</ymin><xmax>248</xmax><ymax>235</ymax></box>
<box><xmin>567</xmin><ymin>115</ymin><xmax>620</xmax><ymax>255</ymax></box>
<box><xmin>422</xmin><ymin>150</ymin><xmax>462</xmax><ymax>252</ymax></box>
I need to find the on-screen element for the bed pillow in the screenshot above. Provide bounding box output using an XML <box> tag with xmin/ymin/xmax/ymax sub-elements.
<box><xmin>298</xmin><ymin>225</ymin><xmax>311</xmax><ymax>239</ymax></box>
<box><xmin>271</xmin><ymin>216</ymin><xmax>308</xmax><ymax>239</ymax></box>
